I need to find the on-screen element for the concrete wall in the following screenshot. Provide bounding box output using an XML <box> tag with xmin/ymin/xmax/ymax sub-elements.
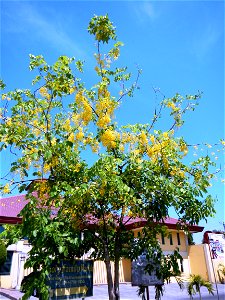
<box><xmin>188</xmin><ymin>244</ymin><xmax>225</xmax><ymax>283</ymax></box>
<box><xmin>93</xmin><ymin>260</ymin><xmax>131</xmax><ymax>284</ymax></box>
<box><xmin>188</xmin><ymin>244</ymin><xmax>209</xmax><ymax>281</ymax></box>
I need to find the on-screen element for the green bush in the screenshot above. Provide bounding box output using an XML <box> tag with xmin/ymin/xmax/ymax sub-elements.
<box><xmin>0</xmin><ymin>239</ymin><xmax>7</xmax><ymax>265</ymax></box>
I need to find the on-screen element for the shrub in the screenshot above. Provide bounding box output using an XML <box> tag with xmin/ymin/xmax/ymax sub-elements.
<box><xmin>0</xmin><ymin>239</ymin><xmax>7</xmax><ymax>265</ymax></box>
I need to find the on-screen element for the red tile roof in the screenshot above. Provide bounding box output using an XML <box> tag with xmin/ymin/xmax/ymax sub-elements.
<box><xmin>123</xmin><ymin>215</ymin><xmax>204</xmax><ymax>233</ymax></box>
<box><xmin>0</xmin><ymin>194</ymin><xmax>204</xmax><ymax>233</ymax></box>
<box><xmin>0</xmin><ymin>194</ymin><xmax>27</xmax><ymax>224</ymax></box>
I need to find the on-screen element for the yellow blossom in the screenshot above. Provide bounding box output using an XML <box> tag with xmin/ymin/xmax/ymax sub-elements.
<box><xmin>75</xmin><ymin>90</ymin><xmax>85</xmax><ymax>106</ymax></box>
<box><xmin>139</xmin><ymin>131</ymin><xmax>148</xmax><ymax>145</ymax></box>
<box><xmin>69</xmin><ymin>87</ymin><xmax>76</xmax><ymax>94</ymax></box>
<box><xmin>91</xmin><ymin>143</ymin><xmax>99</xmax><ymax>153</ymax></box>
<box><xmin>39</xmin><ymin>86</ymin><xmax>49</xmax><ymax>98</ymax></box>
<box><xmin>163</xmin><ymin>132</ymin><xmax>169</xmax><ymax>139</ymax></box>
<box><xmin>167</xmin><ymin>102</ymin><xmax>176</xmax><ymax>110</ymax></box>
<box><xmin>33</xmin><ymin>120</ymin><xmax>39</xmax><ymax>127</ymax></box>
<box><xmin>97</xmin><ymin>114</ymin><xmax>111</xmax><ymax>128</ymax></box>
<box><xmin>81</xmin><ymin>102</ymin><xmax>92</xmax><ymax>125</ymax></box>
<box><xmin>63</xmin><ymin>119</ymin><xmax>71</xmax><ymax>132</ymax></box>
<box><xmin>132</xmin><ymin>149</ymin><xmax>140</xmax><ymax>156</ymax></box>
<box><xmin>6</xmin><ymin>118</ymin><xmax>12</xmax><ymax>126</ymax></box>
<box><xmin>3</xmin><ymin>183</ymin><xmax>10</xmax><ymax>194</ymax></box>
<box><xmin>150</xmin><ymin>135</ymin><xmax>155</xmax><ymax>144</ymax></box>
<box><xmin>72</xmin><ymin>113</ymin><xmax>81</xmax><ymax>125</ymax></box>
<box><xmin>147</xmin><ymin>146</ymin><xmax>153</xmax><ymax>158</ymax></box>
<box><xmin>33</xmin><ymin>128</ymin><xmax>41</xmax><ymax>136</ymax></box>
<box><xmin>99</xmin><ymin>187</ymin><xmax>105</xmax><ymax>196</ymax></box>
<box><xmin>76</xmin><ymin>129</ymin><xmax>84</xmax><ymax>141</ymax></box>
<box><xmin>101</xmin><ymin>129</ymin><xmax>117</xmax><ymax>149</ymax></box>
<box><xmin>43</xmin><ymin>164</ymin><xmax>50</xmax><ymax>173</ymax></box>
<box><xmin>119</xmin><ymin>144</ymin><xmax>125</xmax><ymax>152</ymax></box>
<box><xmin>68</xmin><ymin>132</ymin><xmax>75</xmax><ymax>142</ymax></box>
<box><xmin>179</xmin><ymin>170</ymin><xmax>185</xmax><ymax>178</ymax></box>
<box><xmin>51</xmin><ymin>138</ymin><xmax>57</xmax><ymax>146</ymax></box>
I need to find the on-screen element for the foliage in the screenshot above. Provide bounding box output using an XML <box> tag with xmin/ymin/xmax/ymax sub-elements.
<box><xmin>0</xmin><ymin>14</ymin><xmax>221</xmax><ymax>300</ymax></box>
<box><xmin>187</xmin><ymin>274</ymin><xmax>214</xmax><ymax>300</ymax></box>
<box><xmin>187</xmin><ymin>233</ymin><xmax>195</xmax><ymax>245</ymax></box>
<box><xmin>0</xmin><ymin>239</ymin><xmax>7</xmax><ymax>265</ymax></box>
<box><xmin>217</xmin><ymin>263</ymin><xmax>225</xmax><ymax>284</ymax></box>
<box><xmin>21</xmin><ymin>271</ymin><xmax>47</xmax><ymax>300</ymax></box>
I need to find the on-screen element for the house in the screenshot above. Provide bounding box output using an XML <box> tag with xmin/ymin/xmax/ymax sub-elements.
<box><xmin>0</xmin><ymin>195</ymin><xmax>31</xmax><ymax>289</ymax></box>
<box><xmin>0</xmin><ymin>194</ymin><xmax>205</xmax><ymax>289</ymax></box>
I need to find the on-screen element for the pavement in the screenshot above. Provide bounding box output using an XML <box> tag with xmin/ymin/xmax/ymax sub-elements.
<box><xmin>0</xmin><ymin>283</ymin><xmax>225</xmax><ymax>299</ymax></box>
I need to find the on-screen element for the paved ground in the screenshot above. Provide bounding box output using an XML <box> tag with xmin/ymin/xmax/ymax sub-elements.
<box><xmin>0</xmin><ymin>283</ymin><xmax>225</xmax><ymax>299</ymax></box>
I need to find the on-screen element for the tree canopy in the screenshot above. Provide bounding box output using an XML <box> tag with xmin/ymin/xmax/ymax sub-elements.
<box><xmin>0</xmin><ymin>14</ymin><xmax>223</xmax><ymax>300</ymax></box>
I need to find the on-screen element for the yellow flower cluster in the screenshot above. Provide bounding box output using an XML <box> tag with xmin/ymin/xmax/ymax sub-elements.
<box><xmin>121</xmin><ymin>132</ymin><xmax>134</xmax><ymax>144</ymax></box>
<box><xmin>91</xmin><ymin>139</ymin><xmax>99</xmax><ymax>153</ymax></box>
<box><xmin>101</xmin><ymin>129</ymin><xmax>117</xmax><ymax>149</ymax></box>
<box><xmin>1</xmin><ymin>94</ymin><xmax>11</xmax><ymax>101</ymax></box>
<box><xmin>43</xmin><ymin>163</ymin><xmax>50</xmax><ymax>174</ymax></box>
<box><xmin>150</xmin><ymin>135</ymin><xmax>155</xmax><ymax>143</ymax></box>
<box><xmin>51</xmin><ymin>138</ymin><xmax>57</xmax><ymax>146</ymax></box>
<box><xmin>167</xmin><ymin>102</ymin><xmax>176</xmax><ymax>110</ymax></box>
<box><xmin>139</xmin><ymin>131</ymin><xmax>148</xmax><ymax>145</ymax></box>
<box><xmin>6</xmin><ymin>118</ymin><xmax>12</xmax><ymax>126</ymax></box>
<box><xmin>83</xmin><ymin>136</ymin><xmax>99</xmax><ymax>153</ymax></box>
<box><xmin>96</xmin><ymin>114</ymin><xmax>111</xmax><ymax>128</ymax></box>
<box><xmin>38</xmin><ymin>181</ymin><xmax>49</xmax><ymax>200</ymax></box>
<box><xmin>75</xmin><ymin>91</ymin><xmax>92</xmax><ymax>125</ymax></box>
<box><xmin>170</xmin><ymin>168</ymin><xmax>185</xmax><ymax>178</ymax></box>
<box><xmin>33</xmin><ymin>128</ymin><xmax>41</xmax><ymax>136</ymax></box>
<box><xmin>162</xmin><ymin>132</ymin><xmax>169</xmax><ymax>139</ymax></box>
<box><xmin>63</xmin><ymin>119</ymin><xmax>71</xmax><ymax>132</ymax></box>
<box><xmin>162</xmin><ymin>157</ymin><xmax>169</xmax><ymax>169</ymax></box>
<box><xmin>25</xmin><ymin>157</ymin><xmax>32</xmax><ymax>170</ymax></box>
<box><xmin>81</xmin><ymin>102</ymin><xmax>92</xmax><ymax>125</ymax></box>
<box><xmin>39</xmin><ymin>87</ymin><xmax>50</xmax><ymax>100</ymax></box>
<box><xmin>76</xmin><ymin>128</ymin><xmax>84</xmax><ymax>141</ymax></box>
<box><xmin>3</xmin><ymin>183</ymin><xmax>10</xmax><ymax>194</ymax></box>
<box><xmin>180</xmin><ymin>142</ymin><xmax>188</xmax><ymax>156</ymax></box>
<box><xmin>69</xmin><ymin>87</ymin><xmax>76</xmax><ymax>94</ymax></box>
<box><xmin>27</xmin><ymin>147</ymin><xmax>38</xmax><ymax>155</ymax></box>
<box><xmin>146</xmin><ymin>143</ymin><xmax>161</xmax><ymax>158</ymax></box>
<box><xmin>194</xmin><ymin>170</ymin><xmax>202</xmax><ymax>182</ymax></box>
<box><xmin>95</xmin><ymin>88</ymin><xmax>118</xmax><ymax>129</ymax></box>
<box><xmin>119</xmin><ymin>144</ymin><xmax>125</xmax><ymax>152</ymax></box>
<box><xmin>68</xmin><ymin>132</ymin><xmax>75</xmax><ymax>143</ymax></box>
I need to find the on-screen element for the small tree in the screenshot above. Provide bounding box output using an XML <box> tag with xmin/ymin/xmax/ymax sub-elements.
<box><xmin>0</xmin><ymin>14</ymin><xmax>223</xmax><ymax>300</ymax></box>
<box><xmin>187</xmin><ymin>274</ymin><xmax>214</xmax><ymax>300</ymax></box>
<box><xmin>0</xmin><ymin>239</ymin><xmax>7</xmax><ymax>265</ymax></box>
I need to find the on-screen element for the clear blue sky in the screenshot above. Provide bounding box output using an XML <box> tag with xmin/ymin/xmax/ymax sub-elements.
<box><xmin>1</xmin><ymin>0</ymin><xmax>224</xmax><ymax>243</ymax></box>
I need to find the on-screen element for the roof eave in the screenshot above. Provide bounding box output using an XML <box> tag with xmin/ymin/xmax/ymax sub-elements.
<box><xmin>0</xmin><ymin>216</ymin><xmax>22</xmax><ymax>225</ymax></box>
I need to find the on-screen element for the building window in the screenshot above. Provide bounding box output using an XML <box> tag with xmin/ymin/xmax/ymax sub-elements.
<box><xmin>0</xmin><ymin>251</ymin><xmax>13</xmax><ymax>275</ymax></box>
<box><xmin>161</xmin><ymin>233</ymin><xmax>165</xmax><ymax>245</ymax></box>
<box><xmin>169</xmin><ymin>233</ymin><xmax>173</xmax><ymax>245</ymax></box>
<box><xmin>177</xmin><ymin>233</ymin><xmax>181</xmax><ymax>245</ymax></box>
<box><xmin>180</xmin><ymin>260</ymin><xmax>184</xmax><ymax>272</ymax></box>
<box><xmin>0</xmin><ymin>225</ymin><xmax>4</xmax><ymax>233</ymax></box>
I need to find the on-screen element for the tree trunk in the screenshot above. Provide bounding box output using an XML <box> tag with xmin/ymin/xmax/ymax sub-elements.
<box><xmin>105</xmin><ymin>258</ymin><xmax>115</xmax><ymax>300</ymax></box>
<box><xmin>104</xmin><ymin>249</ymin><xmax>116</xmax><ymax>300</ymax></box>
<box><xmin>114</xmin><ymin>234</ymin><xmax>120</xmax><ymax>300</ymax></box>
<box><xmin>114</xmin><ymin>254</ymin><xmax>120</xmax><ymax>300</ymax></box>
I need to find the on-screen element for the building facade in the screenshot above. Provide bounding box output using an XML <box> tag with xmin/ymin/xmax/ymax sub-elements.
<box><xmin>0</xmin><ymin>194</ymin><xmax>208</xmax><ymax>289</ymax></box>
